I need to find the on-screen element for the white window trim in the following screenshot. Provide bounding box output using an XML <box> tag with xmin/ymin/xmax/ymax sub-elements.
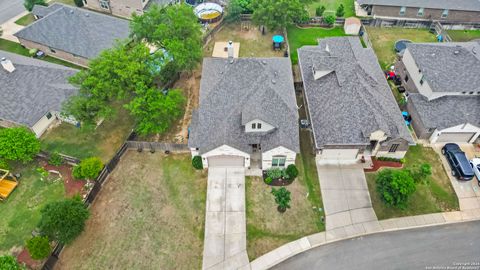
<box><xmin>441</xmin><ymin>9</ymin><xmax>448</xmax><ymax>18</ymax></box>
<box><xmin>272</xmin><ymin>156</ymin><xmax>286</xmax><ymax>167</ymax></box>
<box><xmin>417</xmin><ymin>7</ymin><xmax>424</xmax><ymax>17</ymax></box>
<box><xmin>399</xmin><ymin>6</ymin><xmax>406</xmax><ymax>16</ymax></box>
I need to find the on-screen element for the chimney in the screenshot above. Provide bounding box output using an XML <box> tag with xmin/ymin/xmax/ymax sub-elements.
<box><xmin>1</xmin><ymin>57</ymin><xmax>15</xmax><ymax>73</ymax></box>
<box><xmin>227</xmin><ymin>40</ymin><xmax>234</xmax><ymax>63</ymax></box>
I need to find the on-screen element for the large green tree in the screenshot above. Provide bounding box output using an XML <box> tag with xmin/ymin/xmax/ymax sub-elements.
<box><xmin>252</xmin><ymin>0</ymin><xmax>307</xmax><ymax>30</ymax></box>
<box><xmin>130</xmin><ymin>4</ymin><xmax>202</xmax><ymax>73</ymax></box>
<box><xmin>0</xmin><ymin>127</ymin><xmax>40</xmax><ymax>162</ymax></box>
<box><xmin>24</xmin><ymin>0</ymin><xmax>47</xmax><ymax>12</ymax></box>
<box><xmin>376</xmin><ymin>169</ymin><xmax>416</xmax><ymax>208</ymax></box>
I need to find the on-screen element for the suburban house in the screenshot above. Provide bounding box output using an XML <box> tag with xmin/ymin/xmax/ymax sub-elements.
<box><xmin>298</xmin><ymin>37</ymin><xmax>414</xmax><ymax>162</ymax></box>
<box><xmin>356</xmin><ymin>0</ymin><xmax>480</xmax><ymax>23</ymax></box>
<box><xmin>188</xmin><ymin>57</ymin><xmax>300</xmax><ymax>169</ymax></box>
<box><xmin>396</xmin><ymin>42</ymin><xmax>480</xmax><ymax>144</ymax></box>
<box><xmin>0</xmin><ymin>50</ymin><xmax>78</xmax><ymax>137</ymax></box>
<box><xmin>86</xmin><ymin>0</ymin><xmax>179</xmax><ymax>18</ymax></box>
<box><xmin>14</xmin><ymin>4</ymin><xmax>130</xmax><ymax>67</ymax></box>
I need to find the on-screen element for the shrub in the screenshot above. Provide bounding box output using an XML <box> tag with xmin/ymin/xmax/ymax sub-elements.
<box><xmin>264</xmin><ymin>177</ymin><xmax>273</xmax><ymax>184</ymax></box>
<box><xmin>0</xmin><ymin>159</ymin><xmax>10</xmax><ymax>170</ymax></box>
<box><xmin>376</xmin><ymin>169</ymin><xmax>416</xmax><ymax>208</ymax></box>
<box><xmin>73</xmin><ymin>157</ymin><xmax>103</xmax><ymax>180</ymax></box>
<box><xmin>38</xmin><ymin>197</ymin><xmax>90</xmax><ymax>244</ymax></box>
<box><xmin>271</xmin><ymin>187</ymin><xmax>291</xmax><ymax>212</ymax></box>
<box><xmin>0</xmin><ymin>127</ymin><xmax>40</xmax><ymax>162</ymax></box>
<box><xmin>324</xmin><ymin>15</ymin><xmax>336</xmax><ymax>25</ymax></box>
<box><xmin>316</xmin><ymin>5</ymin><xmax>326</xmax><ymax>17</ymax></box>
<box><xmin>48</xmin><ymin>152</ymin><xmax>63</xmax><ymax>166</ymax></box>
<box><xmin>73</xmin><ymin>0</ymin><xmax>84</xmax><ymax>7</ymax></box>
<box><xmin>409</xmin><ymin>163</ymin><xmax>432</xmax><ymax>183</ymax></box>
<box><xmin>285</xmin><ymin>164</ymin><xmax>299</xmax><ymax>180</ymax></box>
<box><xmin>0</xmin><ymin>255</ymin><xmax>23</xmax><ymax>270</ymax></box>
<box><xmin>192</xmin><ymin>156</ymin><xmax>203</xmax><ymax>170</ymax></box>
<box><xmin>336</xmin><ymin>4</ymin><xmax>345</xmax><ymax>17</ymax></box>
<box><xmin>24</xmin><ymin>0</ymin><xmax>47</xmax><ymax>12</ymax></box>
<box><xmin>26</xmin><ymin>236</ymin><xmax>51</xmax><ymax>260</ymax></box>
<box><xmin>36</xmin><ymin>167</ymin><xmax>49</xmax><ymax>181</ymax></box>
<box><xmin>266</xmin><ymin>168</ymin><xmax>284</xmax><ymax>179</ymax></box>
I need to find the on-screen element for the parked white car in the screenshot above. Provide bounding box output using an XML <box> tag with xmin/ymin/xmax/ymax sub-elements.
<box><xmin>470</xmin><ymin>158</ymin><xmax>480</xmax><ymax>184</ymax></box>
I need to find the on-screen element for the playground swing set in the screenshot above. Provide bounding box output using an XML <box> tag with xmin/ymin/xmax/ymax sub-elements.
<box><xmin>0</xmin><ymin>169</ymin><xmax>19</xmax><ymax>201</ymax></box>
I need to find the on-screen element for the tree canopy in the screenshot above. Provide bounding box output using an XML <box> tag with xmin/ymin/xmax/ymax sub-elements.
<box><xmin>376</xmin><ymin>169</ymin><xmax>416</xmax><ymax>208</ymax></box>
<box><xmin>0</xmin><ymin>127</ymin><xmax>40</xmax><ymax>162</ymax></box>
<box><xmin>252</xmin><ymin>0</ymin><xmax>307</xmax><ymax>30</ymax></box>
<box><xmin>24</xmin><ymin>0</ymin><xmax>47</xmax><ymax>12</ymax></box>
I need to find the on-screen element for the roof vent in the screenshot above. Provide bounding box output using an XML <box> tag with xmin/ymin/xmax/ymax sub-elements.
<box><xmin>1</xmin><ymin>57</ymin><xmax>15</xmax><ymax>73</ymax></box>
<box><xmin>85</xmin><ymin>13</ymin><xmax>89</xmax><ymax>17</ymax></box>
<box><xmin>261</xmin><ymin>60</ymin><xmax>267</xmax><ymax>65</ymax></box>
<box><xmin>454</xmin><ymin>50</ymin><xmax>460</xmax><ymax>55</ymax></box>
<box><xmin>274</xmin><ymin>71</ymin><xmax>278</xmax><ymax>77</ymax></box>
<box><xmin>69</xmin><ymin>9</ymin><xmax>74</xmax><ymax>14</ymax></box>
<box><xmin>271</xmin><ymin>79</ymin><xmax>276</xmax><ymax>84</ymax></box>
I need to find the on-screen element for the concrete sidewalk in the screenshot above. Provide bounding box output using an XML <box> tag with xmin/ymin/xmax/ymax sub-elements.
<box><xmin>203</xmin><ymin>167</ymin><xmax>249</xmax><ymax>270</ymax></box>
<box><xmin>0</xmin><ymin>11</ymin><xmax>27</xmax><ymax>42</ymax></box>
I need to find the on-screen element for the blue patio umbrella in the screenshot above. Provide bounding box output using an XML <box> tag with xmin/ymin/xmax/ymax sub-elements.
<box><xmin>272</xmin><ymin>35</ymin><xmax>284</xmax><ymax>43</ymax></box>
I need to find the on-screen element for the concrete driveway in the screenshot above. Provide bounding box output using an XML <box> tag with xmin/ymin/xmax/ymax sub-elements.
<box><xmin>202</xmin><ymin>167</ymin><xmax>249</xmax><ymax>270</ymax></box>
<box><xmin>434</xmin><ymin>143</ymin><xmax>480</xmax><ymax>211</ymax></box>
<box><xmin>316</xmin><ymin>162</ymin><xmax>380</xmax><ymax>235</ymax></box>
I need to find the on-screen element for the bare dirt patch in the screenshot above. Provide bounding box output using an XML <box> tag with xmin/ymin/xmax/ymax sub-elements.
<box><xmin>56</xmin><ymin>151</ymin><xmax>207</xmax><ymax>270</ymax></box>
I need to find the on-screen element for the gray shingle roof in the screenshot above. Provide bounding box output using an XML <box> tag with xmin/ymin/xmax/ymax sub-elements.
<box><xmin>298</xmin><ymin>37</ymin><xmax>413</xmax><ymax>148</ymax></box>
<box><xmin>0</xmin><ymin>50</ymin><xmax>78</xmax><ymax>127</ymax></box>
<box><xmin>409</xmin><ymin>93</ymin><xmax>480</xmax><ymax>130</ymax></box>
<box><xmin>357</xmin><ymin>0</ymin><xmax>480</xmax><ymax>12</ymax></box>
<box><xmin>31</xmin><ymin>3</ymin><xmax>63</xmax><ymax>18</ymax></box>
<box><xmin>406</xmin><ymin>42</ymin><xmax>480</xmax><ymax>93</ymax></box>
<box><xmin>188</xmin><ymin>58</ymin><xmax>300</xmax><ymax>154</ymax></box>
<box><xmin>15</xmin><ymin>4</ymin><xmax>130</xmax><ymax>59</ymax></box>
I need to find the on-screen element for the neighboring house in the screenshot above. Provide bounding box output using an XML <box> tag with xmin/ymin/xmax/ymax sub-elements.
<box><xmin>356</xmin><ymin>0</ymin><xmax>480</xmax><ymax>23</ymax></box>
<box><xmin>298</xmin><ymin>37</ymin><xmax>414</xmax><ymax>162</ymax></box>
<box><xmin>188</xmin><ymin>57</ymin><xmax>300</xmax><ymax>169</ymax></box>
<box><xmin>396</xmin><ymin>42</ymin><xmax>480</xmax><ymax>143</ymax></box>
<box><xmin>86</xmin><ymin>0</ymin><xmax>179</xmax><ymax>18</ymax></box>
<box><xmin>15</xmin><ymin>4</ymin><xmax>130</xmax><ymax>67</ymax></box>
<box><xmin>0</xmin><ymin>50</ymin><xmax>78</xmax><ymax>137</ymax></box>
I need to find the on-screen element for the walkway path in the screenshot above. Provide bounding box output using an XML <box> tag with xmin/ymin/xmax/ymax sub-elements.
<box><xmin>0</xmin><ymin>10</ymin><xmax>27</xmax><ymax>42</ymax></box>
<box><xmin>203</xmin><ymin>167</ymin><xmax>249</xmax><ymax>270</ymax></box>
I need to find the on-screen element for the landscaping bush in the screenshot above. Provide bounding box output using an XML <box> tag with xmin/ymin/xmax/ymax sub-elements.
<box><xmin>323</xmin><ymin>15</ymin><xmax>336</xmax><ymax>25</ymax></box>
<box><xmin>73</xmin><ymin>157</ymin><xmax>103</xmax><ymax>180</ymax></box>
<box><xmin>0</xmin><ymin>255</ymin><xmax>23</xmax><ymax>270</ymax></box>
<box><xmin>266</xmin><ymin>168</ymin><xmax>284</xmax><ymax>179</ymax></box>
<box><xmin>192</xmin><ymin>156</ymin><xmax>203</xmax><ymax>170</ymax></box>
<box><xmin>26</xmin><ymin>236</ymin><xmax>51</xmax><ymax>260</ymax></box>
<box><xmin>409</xmin><ymin>163</ymin><xmax>432</xmax><ymax>183</ymax></box>
<box><xmin>285</xmin><ymin>164</ymin><xmax>299</xmax><ymax>180</ymax></box>
<box><xmin>271</xmin><ymin>187</ymin><xmax>291</xmax><ymax>212</ymax></box>
<box><xmin>73</xmin><ymin>0</ymin><xmax>84</xmax><ymax>7</ymax></box>
<box><xmin>377</xmin><ymin>156</ymin><xmax>405</xmax><ymax>163</ymax></box>
<box><xmin>264</xmin><ymin>177</ymin><xmax>273</xmax><ymax>184</ymax></box>
<box><xmin>24</xmin><ymin>0</ymin><xmax>47</xmax><ymax>12</ymax></box>
<box><xmin>48</xmin><ymin>152</ymin><xmax>63</xmax><ymax>166</ymax></box>
<box><xmin>336</xmin><ymin>4</ymin><xmax>345</xmax><ymax>17</ymax></box>
<box><xmin>316</xmin><ymin>5</ymin><xmax>326</xmax><ymax>17</ymax></box>
<box><xmin>0</xmin><ymin>127</ymin><xmax>40</xmax><ymax>162</ymax></box>
<box><xmin>0</xmin><ymin>159</ymin><xmax>10</xmax><ymax>170</ymax></box>
<box><xmin>376</xmin><ymin>169</ymin><xmax>416</xmax><ymax>208</ymax></box>
<box><xmin>38</xmin><ymin>197</ymin><xmax>90</xmax><ymax>244</ymax></box>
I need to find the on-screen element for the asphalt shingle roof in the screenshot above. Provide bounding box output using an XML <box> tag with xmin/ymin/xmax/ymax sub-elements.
<box><xmin>409</xmin><ymin>93</ymin><xmax>480</xmax><ymax>129</ymax></box>
<box><xmin>31</xmin><ymin>3</ymin><xmax>63</xmax><ymax>18</ymax></box>
<box><xmin>357</xmin><ymin>0</ymin><xmax>480</xmax><ymax>11</ymax></box>
<box><xmin>298</xmin><ymin>37</ymin><xmax>413</xmax><ymax>148</ymax></box>
<box><xmin>406</xmin><ymin>42</ymin><xmax>480</xmax><ymax>93</ymax></box>
<box><xmin>188</xmin><ymin>57</ymin><xmax>300</xmax><ymax>154</ymax></box>
<box><xmin>0</xmin><ymin>50</ymin><xmax>78</xmax><ymax>127</ymax></box>
<box><xmin>15</xmin><ymin>4</ymin><xmax>130</xmax><ymax>59</ymax></box>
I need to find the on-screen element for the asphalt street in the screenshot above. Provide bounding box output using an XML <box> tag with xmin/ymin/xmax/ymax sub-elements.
<box><xmin>0</xmin><ymin>0</ymin><xmax>24</xmax><ymax>24</ymax></box>
<box><xmin>273</xmin><ymin>221</ymin><xmax>480</xmax><ymax>270</ymax></box>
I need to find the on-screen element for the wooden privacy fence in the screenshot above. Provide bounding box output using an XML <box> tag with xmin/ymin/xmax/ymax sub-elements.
<box><xmin>125</xmin><ymin>140</ymin><xmax>190</xmax><ymax>153</ymax></box>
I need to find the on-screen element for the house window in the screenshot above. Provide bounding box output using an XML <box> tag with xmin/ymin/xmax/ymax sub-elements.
<box><xmin>417</xmin><ymin>8</ymin><xmax>424</xmax><ymax>17</ymax></box>
<box><xmin>399</xmin><ymin>6</ymin><xmax>406</xmax><ymax>16</ymax></box>
<box><xmin>389</xmin><ymin>144</ymin><xmax>399</xmax><ymax>153</ymax></box>
<box><xmin>404</xmin><ymin>74</ymin><xmax>409</xmax><ymax>82</ymax></box>
<box><xmin>49</xmin><ymin>47</ymin><xmax>56</xmax><ymax>53</ymax></box>
<box><xmin>251</xmin><ymin>123</ymin><xmax>256</xmax><ymax>129</ymax></box>
<box><xmin>272</xmin><ymin>156</ymin><xmax>286</xmax><ymax>167</ymax></box>
<box><xmin>46</xmin><ymin>112</ymin><xmax>52</xmax><ymax>119</ymax></box>
<box><xmin>100</xmin><ymin>0</ymin><xmax>109</xmax><ymax>9</ymax></box>
<box><xmin>441</xmin><ymin>9</ymin><xmax>449</xmax><ymax>18</ymax></box>
<box><xmin>257</xmin><ymin>123</ymin><xmax>262</xmax><ymax>129</ymax></box>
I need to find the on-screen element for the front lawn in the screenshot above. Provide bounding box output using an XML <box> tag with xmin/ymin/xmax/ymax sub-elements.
<box><xmin>306</xmin><ymin>0</ymin><xmax>355</xmax><ymax>18</ymax></box>
<box><xmin>41</xmin><ymin>105</ymin><xmax>135</xmax><ymax>162</ymax></box>
<box><xmin>366</xmin><ymin>145</ymin><xmax>459</xmax><ymax>220</ymax></box>
<box><xmin>447</xmin><ymin>30</ymin><xmax>480</xmax><ymax>42</ymax></box>
<box><xmin>287</xmin><ymin>25</ymin><xmax>346</xmax><ymax>64</ymax></box>
<box><xmin>365</xmin><ymin>27</ymin><xmax>437</xmax><ymax>69</ymax></box>
<box><xmin>14</xmin><ymin>13</ymin><xmax>35</xmax><ymax>26</ymax></box>
<box><xmin>0</xmin><ymin>163</ymin><xmax>65</xmax><ymax>254</ymax></box>
<box><xmin>56</xmin><ymin>152</ymin><xmax>207</xmax><ymax>270</ymax></box>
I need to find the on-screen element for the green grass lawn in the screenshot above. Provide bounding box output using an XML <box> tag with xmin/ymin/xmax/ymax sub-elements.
<box><xmin>41</xmin><ymin>106</ymin><xmax>135</xmax><ymax>162</ymax></box>
<box><xmin>0</xmin><ymin>38</ymin><xmax>85</xmax><ymax>70</ymax></box>
<box><xmin>0</xmin><ymin>163</ymin><xmax>65</xmax><ymax>254</ymax></box>
<box><xmin>447</xmin><ymin>30</ymin><xmax>480</xmax><ymax>42</ymax></box>
<box><xmin>365</xmin><ymin>27</ymin><xmax>437</xmax><ymax>69</ymax></box>
<box><xmin>14</xmin><ymin>13</ymin><xmax>35</xmax><ymax>26</ymax></box>
<box><xmin>306</xmin><ymin>0</ymin><xmax>355</xmax><ymax>17</ymax></box>
<box><xmin>287</xmin><ymin>25</ymin><xmax>346</xmax><ymax>64</ymax></box>
<box><xmin>366</xmin><ymin>145</ymin><xmax>459</xmax><ymax>220</ymax></box>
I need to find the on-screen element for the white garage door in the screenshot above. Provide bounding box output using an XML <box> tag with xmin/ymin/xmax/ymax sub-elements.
<box><xmin>208</xmin><ymin>156</ymin><xmax>245</xmax><ymax>167</ymax></box>
<box><xmin>320</xmin><ymin>149</ymin><xmax>359</xmax><ymax>160</ymax></box>
<box><xmin>436</xmin><ymin>132</ymin><xmax>475</xmax><ymax>143</ymax></box>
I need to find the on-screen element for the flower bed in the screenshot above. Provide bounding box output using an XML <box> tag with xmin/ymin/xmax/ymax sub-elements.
<box><xmin>262</xmin><ymin>165</ymin><xmax>299</xmax><ymax>186</ymax></box>
<box><xmin>364</xmin><ymin>157</ymin><xmax>403</xmax><ymax>172</ymax></box>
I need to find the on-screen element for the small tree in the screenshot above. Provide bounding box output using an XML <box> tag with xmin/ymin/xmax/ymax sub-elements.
<box><xmin>0</xmin><ymin>127</ymin><xmax>40</xmax><ymax>162</ymax></box>
<box><xmin>24</xmin><ymin>0</ymin><xmax>47</xmax><ymax>12</ymax></box>
<box><xmin>323</xmin><ymin>15</ymin><xmax>336</xmax><ymax>25</ymax></box>
<box><xmin>285</xmin><ymin>164</ymin><xmax>299</xmax><ymax>180</ymax></box>
<box><xmin>38</xmin><ymin>197</ymin><xmax>90</xmax><ymax>244</ymax></box>
<box><xmin>48</xmin><ymin>152</ymin><xmax>63</xmax><ymax>166</ymax></box>
<box><xmin>73</xmin><ymin>157</ymin><xmax>103</xmax><ymax>180</ymax></box>
<box><xmin>376</xmin><ymin>169</ymin><xmax>416</xmax><ymax>208</ymax></box>
<box><xmin>336</xmin><ymin>4</ymin><xmax>345</xmax><ymax>17</ymax></box>
<box><xmin>192</xmin><ymin>156</ymin><xmax>203</xmax><ymax>170</ymax></box>
<box><xmin>73</xmin><ymin>0</ymin><xmax>84</xmax><ymax>7</ymax></box>
<box><xmin>26</xmin><ymin>236</ymin><xmax>51</xmax><ymax>260</ymax></box>
<box><xmin>0</xmin><ymin>255</ymin><xmax>23</xmax><ymax>270</ymax></box>
<box><xmin>252</xmin><ymin>0</ymin><xmax>307</xmax><ymax>31</ymax></box>
<box><xmin>225</xmin><ymin>0</ymin><xmax>243</xmax><ymax>22</ymax></box>
<box><xmin>409</xmin><ymin>163</ymin><xmax>432</xmax><ymax>183</ymax></box>
<box><xmin>316</xmin><ymin>5</ymin><xmax>325</xmax><ymax>16</ymax></box>
<box><xmin>271</xmin><ymin>187</ymin><xmax>291</xmax><ymax>212</ymax></box>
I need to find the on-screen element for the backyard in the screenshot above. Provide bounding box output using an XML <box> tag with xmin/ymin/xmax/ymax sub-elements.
<box><xmin>306</xmin><ymin>0</ymin><xmax>355</xmax><ymax>18</ymax></box>
<box><xmin>366</xmin><ymin>145</ymin><xmax>459</xmax><ymax>220</ymax></box>
<box><xmin>55</xmin><ymin>152</ymin><xmax>207</xmax><ymax>270</ymax></box>
<box><xmin>286</xmin><ymin>25</ymin><xmax>346</xmax><ymax>64</ymax></box>
<box><xmin>447</xmin><ymin>30</ymin><xmax>480</xmax><ymax>42</ymax></box>
<box><xmin>41</xmin><ymin>105</ymin><xmax>135</xmax><ymax>163</ymax></box>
